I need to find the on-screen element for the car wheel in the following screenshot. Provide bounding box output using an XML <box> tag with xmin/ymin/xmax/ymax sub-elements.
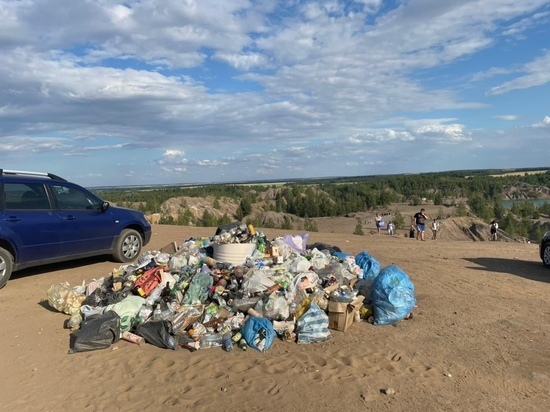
<box><xmin>0</xmin><ymin>247</ymin><xmax>14</xmax><ymax>289</ymax></box>
<box><xmin>113</xmin><ymin>229</ymin><xmax>142</xmax><ymax>263</ymax></box>
<box><xmin>543</xmin><ymin>242</ymin><xmax>550</xmax><ymax>268</ymax></box>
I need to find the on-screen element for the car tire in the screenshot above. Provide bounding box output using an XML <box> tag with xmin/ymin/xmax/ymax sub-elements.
<box><xmin>543</xmin><ymin>242</ymin><xmax>550</xmax><ymax>268</ymax></box>
<box><xmin>113</xmin><ymin>229</ymin><xmax>142</xmax><ymax>263</ymax></box>
<box><xmin>0</xmin><ymin>247</ymin><xmax>14</xmax><ymax>289</ymax></box>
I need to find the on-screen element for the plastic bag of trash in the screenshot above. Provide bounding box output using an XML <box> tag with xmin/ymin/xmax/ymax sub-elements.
<box><xmin>306</xmin><ymin>242</ymin><xmax>342</xmax><ymax>255</ymax></box>
<box><xmin>260</xmin><ymin>293</ymin><xmax>289</xmax><ymax>320</ymax></box>
<box><xmin>296</xmin><ymin>302</ymin><xmax>331</xmax><ymax>344</ymax></box>
<box><xmin>355</xmin><ymin>251</ymin><xmax>381</xmax><ymax>280</ymax></box>
<box><xmin>169</xmin><ymin>255</ymin><xmax>187</xmax><ymax>273</ymax></box>
<box><xmin>47</xmin><ymin>282</ymin><xmax>86</xmax><ymax>315</ymax></box>
<box><xmin>309</xmin><ymin>287</ymin><xmax>328</xmax><ymax>311</ymax></box>
<box><xmin>104</xmin><ymin>295</ymin><xmax>145</xmax><ymax>332</ymax></box>
<box><xmin>270</xmin><ymin>237</ymin><xmax>294</xmax><ymax>260</ymax></box>
<box><xmin>283</xmin><ymin>233</ymin><xmax>309</xmax><ymax>254</ymax></box>
<box><xmin>241</xmin><ymin>316</ymin><xmax>276</xmax><ymax>353</ymax></box>
<box><xmin>136</xmin><ymin>320</ymin><xmax>178</xmax><ymax>350</ymax></box>
<box><xmin>182</xmin><ymin>271</ymin><xmax>213</xmax><ymax>305</ymax></box>
<box><xmin>68</xmin><ymin>310</ymin><xmax>121</xmax><ymax>354</ymax></box>
<box><xmin>354</xmin><ymin>278</ymin><xmax>374</xmax><ymax>302</ymax></box>
<box><xmin>308</xmin><ymin>248</ymin><xmax>331</xmax><ymax>270</ymax></box>
<box><xmin>290</xmin><ymin>271</ymin><xmax>319</xmax><ymax>293</ymax></box>
<box><xmin>372</xmin><ymin>264</ymin><xmax>416</xmax><ymax>325</ymax></box>
<box><xmin>241</xmin><ymin>268</ymin><xmax>275</xmax><ymax>294</ymax></box>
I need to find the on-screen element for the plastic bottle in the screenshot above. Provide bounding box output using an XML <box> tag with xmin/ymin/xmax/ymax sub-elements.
<box><xmin>135</xmin><ymin>304</ymin><xmax>152</xmax><ymax>325</ymax></box>
<box><xmin>222</xmin><ymin>332</ymin><xmax>233</xmax><ymax>352</ymax></box>
<box><xmin>145</xmin><ymin>284</ymin><xmax>163</xmax><ymax>306</ymax></box>
<box><xmin>200</xmin><ymin>333</ymin><xmax>223</xmax><ymax>349</ymax></box>
<box><xmin>153</xmin><ymin>304</ymin><xmax>162</xmax><ymax>321</ymax></box>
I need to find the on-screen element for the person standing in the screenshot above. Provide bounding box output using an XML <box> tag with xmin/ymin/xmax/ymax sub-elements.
<box><xmin>387</xmin><ymin>221</ymin><xmax>395</xmax><ymax>236</ymax></box>
<box><xmin>490</xmin><ymin>220</ymin><xmax>498</xmax><ymax>241</ymax></box>
<box><xmin>375</xmin><ymin>212</ymin><xmax>382</xmax><ymax>234</ymax></box>
<box><xmin>414</xmin><ymin>208</ymin><xmax>429</xmax><ymax>241</ymax></box>
<box><xmin>431</xmin><ymin>218</ymin><xmax>440</xmax><ymax>240</ymax></box>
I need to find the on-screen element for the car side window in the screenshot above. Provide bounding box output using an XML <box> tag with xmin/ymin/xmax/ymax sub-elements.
<box><xmin>53</xmin><ymin>185</ymin><xmax>101</xmax><ymax>210</ymax></box>
<box><xmin>3</xmin><ymin>183</ymin><xmax>50</xmax><ymax>210</ymax></box>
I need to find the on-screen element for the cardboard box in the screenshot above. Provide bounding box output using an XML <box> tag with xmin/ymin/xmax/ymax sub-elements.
<box><xmin>328</xmin><ymin>296</ymin><xmax>365</xmax><ymax>332</ymax></box>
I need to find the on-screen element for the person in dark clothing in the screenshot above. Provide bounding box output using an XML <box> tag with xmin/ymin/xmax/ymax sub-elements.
<box><xmin>414</xmin><ymin>208</ymin><xmax>429</xmax><ymax>241</ymax></box>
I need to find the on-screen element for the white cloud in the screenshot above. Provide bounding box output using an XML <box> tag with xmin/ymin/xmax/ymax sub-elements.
<box><xmin>487</xmin><ymin>51</ymin><xmax>550</xmax><ymax>95</ymax></box>
<box><xmin>415</xmin><ymin>124</ymin><xmax>471</xmax><ymax>142</ymax></box>
<box><xmin>0</xmin><ymin>0</ymin><xmax>549</xmax><ymax>185</ymax></box>
<box><xmin>532</xmin><ymin>116</ymin><xmax>550</xmax><ymax>128</ymax></box>
<box><xmin>494</xmin><ymin>115</ymin><xmax>518</xmax><ymax>121</ymax></box>
<box><xmin>503</xmin><ymin>10</ymin><xmax>550</xmax><ymax>36</ymax></box>
<box><xmin>163</xmin><ymin>149</ymin><xmax>185</xmax><ymax>157</ymax></box>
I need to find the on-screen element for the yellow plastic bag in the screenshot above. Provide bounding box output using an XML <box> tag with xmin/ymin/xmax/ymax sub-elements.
<box><xmin>47</xmin><ymin>282</ymin><xmax>86</xmax><ymax>315</ymax></box>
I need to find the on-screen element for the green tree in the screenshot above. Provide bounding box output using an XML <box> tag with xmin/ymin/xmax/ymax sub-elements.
<box><xmin>393</xmin><ymin>211</ymin><xmax>405</xmax><ymax>229</ymax></box>
<box><xmin>281</xmin><ymin>216</ymin><xmax>293</xmax><ymax>230</ymax></box>
<box><xmin>455</xmin><ymin>202</ymin><xmax>467</xmax><ymax>217</ymax></box>
<box><xmin>410</xmin><ymin>196</ymin><xmax>421</xmax><ymax>206</ymax></box>
<box><xmin>353</xmin><ymin>218</ymin><xmax>364</xmax><ymax>235</ymax></box>
<box><xmin>304</xmin><ymin>216</ymin><xmax>318</xmax><ymax>232</ymax></box>
<box><xmin>201</xmin><ymin>210</ymin><xmax>218</xmax><ymax>227</ymax></box>
<box><xmin>236</xmin><ymin>198</ymin><xmax>252</xmax><ymax>220</ymax></box>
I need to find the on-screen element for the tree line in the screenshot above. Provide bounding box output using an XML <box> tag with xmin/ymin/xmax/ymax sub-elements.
<box><xmin>92</xmin><ymin>169</ymin><xmax>550</xmax><ymax>240</ymax></box>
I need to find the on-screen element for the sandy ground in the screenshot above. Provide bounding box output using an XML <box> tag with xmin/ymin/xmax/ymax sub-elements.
<box><xmin>1</xmin><ymin>224</ymin><xmax>550</xmax><ymax>412</ymax></box>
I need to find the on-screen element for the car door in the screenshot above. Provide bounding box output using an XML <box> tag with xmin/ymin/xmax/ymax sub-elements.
<box><xmin>51</xmin><ymin>184</ymin><xmax>117</xmax><ymax>256</ymax></box>
<box><xmin>1</xmin><ymin>182</ymin><xmax>61</xmax><ymax>263</ymax></box>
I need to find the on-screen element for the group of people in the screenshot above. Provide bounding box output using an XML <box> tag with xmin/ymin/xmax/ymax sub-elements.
<box><xmin>374</xmin><ymin>208</ymin><xmax>499</xmax><ymax>241</ymax></box>
<box><xmin>374</xmin><ymin>212</ymin><xmax>395</xmax><ymax>235</ymax></box>
<box><xmin>372</xmin><ymin>209</ymin><xmax>439</xmax><ymax>240</ymax></box>
<box><xmin>374</xmin><ymin>210</ymin><xmax>439</xmax><ymax>240</ymax></box>
<box><xmin>413</xmin><ymin>208</ymin><xmax>439</xmax><ymax>241</ymax></box>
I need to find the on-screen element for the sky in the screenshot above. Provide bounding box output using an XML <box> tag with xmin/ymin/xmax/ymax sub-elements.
<box><xmin>1</xmin><ymin>0</ymin><xmax>549</xmax><ymax>188</ymax></box>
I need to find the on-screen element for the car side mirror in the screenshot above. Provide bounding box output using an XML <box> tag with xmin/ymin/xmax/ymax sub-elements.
<box><xmin>101</xmin><ymin>201</ymin><xmax>110</xmax><ymax>212</ymax></box>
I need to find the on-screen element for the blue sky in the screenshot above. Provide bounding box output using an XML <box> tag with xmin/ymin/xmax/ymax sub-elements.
<box><xmin>0</xmin><ymin>0</ymin><xmax>549</xmax><ymax>188</ymax></box>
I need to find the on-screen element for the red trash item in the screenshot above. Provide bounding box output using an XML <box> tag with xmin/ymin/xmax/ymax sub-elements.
<box><xmin>133</xmin><ymin>267</ymin><xmax>163</xmax><ymax>297</ymax></box>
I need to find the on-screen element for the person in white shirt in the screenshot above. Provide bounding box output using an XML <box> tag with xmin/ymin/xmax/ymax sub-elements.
<box><xmin>431</xmin><ymin>219</ymin><xmax>440</xmax><ymax>240</ymax></box>
<box><xmin>375</xmin><ymin>213</ymin><xmax>382</xmax><ymax>234</ymax></box>
<box><xmin>490</xmin><ymin>220</ymin><xmax>498</xmax><ymax>241</ymax></box>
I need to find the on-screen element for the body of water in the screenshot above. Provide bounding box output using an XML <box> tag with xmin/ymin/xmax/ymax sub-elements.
<box><xmin>501</xmin><ymin>199</ymin><xmax>550</xmax><ymax>209</ymax></box>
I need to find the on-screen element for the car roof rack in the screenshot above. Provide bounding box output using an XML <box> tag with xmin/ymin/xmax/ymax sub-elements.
<box><xmin>0</xmin><ymin>169</ymin><xmax>67</xmax><ymax>182</ymax></box>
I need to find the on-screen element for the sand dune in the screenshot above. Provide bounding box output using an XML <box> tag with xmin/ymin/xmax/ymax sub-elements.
<box><xmin>1</xmin><ymin>225</ymin><xmax>549</xmax><ymax>412</ymax></box>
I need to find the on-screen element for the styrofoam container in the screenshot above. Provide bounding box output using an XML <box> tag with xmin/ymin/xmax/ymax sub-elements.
<box><xmin>213</xmin><ymin>243</ymin><xmax>257</xmax><ymax>266</ymax></box>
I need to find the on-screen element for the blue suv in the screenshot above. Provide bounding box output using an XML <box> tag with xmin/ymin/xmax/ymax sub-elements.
<box><xmin>0</xmin><ymin>170</ymin><xmax>152</xmax><ymax>288</ymax></box>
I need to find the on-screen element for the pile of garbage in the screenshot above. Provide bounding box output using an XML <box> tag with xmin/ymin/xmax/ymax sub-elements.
<box><xmin>46</xmin><ymin>222</ymin><xmax>416</xmax><ymax>354</ymax></box>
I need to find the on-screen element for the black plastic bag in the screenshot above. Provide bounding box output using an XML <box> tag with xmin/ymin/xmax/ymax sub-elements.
<box><xmin>215</xmin><ymin>221</ymin><xmax>241</xmax><ymax>235</ymax></box>
<box><xmin>136</xmin><ymin>320</ymin><xmax>178</xmax><ymax>350</ymax></box>
<box><xmin>307</xmin><ymin>242</ymin><xmax>342</xmax><ymax>254</ymax></box>
<box><xmin>68</xmin><ymin>310</ymin><xmax>121</xmax><ymax>354</ymax></box>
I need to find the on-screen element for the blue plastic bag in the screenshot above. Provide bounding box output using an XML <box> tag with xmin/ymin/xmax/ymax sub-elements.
<box><xmin>372</xmin><ymin>264</ymin><xmax>416</xmax><ymax>325</ymax></box>
<box><xmin>355</xmin><ymin>251</ymin><xmax>381</xmax><ymax>280</ymax></box>
<box><xmin>296</xmin><ymin>302</ymin><xmax>331</xmax><ymax>344</ymax></box>
<box><xmin>242</xmin><ymin>316</ymin><xmax>276</xmax><ymax>352</ymax></box>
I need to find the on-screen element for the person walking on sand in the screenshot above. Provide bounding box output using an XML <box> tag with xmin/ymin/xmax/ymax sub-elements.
<box><xmin>414</xmin><ymin>208</ymin><xmax>429</xmax><ymax>241</ymax></box>
<box><xmin>490</xmin><ymin>219</ymin><xmax>498</xmax><ymax>241</ymax></box>
<box><xmin>431</xmin><ymin>218</ymin><xmax>440</xmax><ymax>240</ymax></box>
<box><xmin>375</xmin><ymin>212</ymin><xmax>382</xmax><ymax>234</ymax></box>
